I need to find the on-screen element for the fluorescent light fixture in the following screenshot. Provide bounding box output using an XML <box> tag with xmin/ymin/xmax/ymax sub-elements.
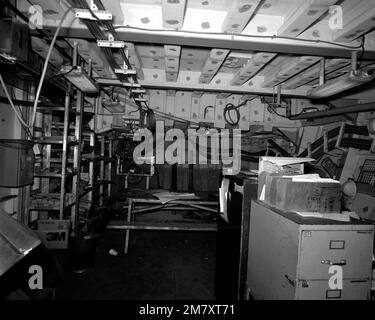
<box><xmin>307</xmin><ymin>70</ymin><xmax>374</xmax><ymax>99</ymax></box>
<box><xmin>134</xmin><ymin>98</ymin><xmax>148</xmax><ymax>102</ymax></box>
<box><xmin>132</xmin><ymin>89</ymin><xmax>146</xmax><ymax>94</ymax></box>
<box><xmin>75</xmin><ymin>9</ymin><xmax>112</xmax><ymax>20</ymax></box>
<box><xmin>123</xmin><ymin>82</ymin><xmax>141</xmax><ymax>88</ymax></box>
<box><xmin>61</xmin><ymin>66</ymin><xmax>99</xmax><ymax>93</ymax></box>
<box><xmin>97</xmin><ymin>40</ymin><xmax>125</xmax><ymax>48</ymax></box>
<box><xmin>115</xmin><ymin>68</ymin><xmax>137</xmax><ymax>75</ymax></box>
<box><xmin>102</xmin><ymin>99</ymin><xmax>125</xmax><ymax>113</ymax></box>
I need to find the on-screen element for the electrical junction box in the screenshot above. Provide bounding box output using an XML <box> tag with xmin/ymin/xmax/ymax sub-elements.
<box><xmin>0</xmin><ymin>139</ymin><xmax>34</xmax><ymax>187</ymax></box>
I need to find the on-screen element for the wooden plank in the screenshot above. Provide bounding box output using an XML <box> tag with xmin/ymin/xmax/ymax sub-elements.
<box><xmin>149</xmin><ymin>89</ymin><xmax>167</xmax><ymax>113</ymax></box>
<box><xmin>283</xmin><ymin>58</ymin><xmax>350</xmax><ymax>89</ymax></box>
<box><xmin>101</xmin><ymin>0</ymin><xmax>124</xmax><ymax>25</ymax></box>
<box><xmin>199</xmin><ymin>49</ymin><xmax>230</xmax><ymax>84</ymax></box>
<box><xmin>126</xmin><ymin>42</ymin><xmax>144</xmax><ymax>80</ymax></box>
<box><xmin>277</xmin><ymin>0</ymin><xmax>337</xmax><ymax>37</ymax></box>
<box><xmin>231</xmin><ymin>52</ymin><xmax>276</xmax><ymax>86</ymax></box>
<box><xmin>332</xmin><ymin>0</ymin><xmax>375</xmax><ymax>43</ymax></box>
<box><xmin>161</xmin><ymin>0</ymin><xmax>187</xmax><ymax>29</ymax></box>
<box><xmin>175</xmin><ymin>91</ymin><xmax>192</xmax><ymax>119</ymax></box>
<box><xmin>165</xmin><ymin>90</ymin><xmax>176</xmax><ymax>116</ymax></box>
<box><xmin>238</xmin><ymin>99</ymin><xmax>251</xmax><ymax>131</ymax></box>
<box><xmin>199</xmin><ymin>93</ymin><xmax>216</xmax><ymax>120</ymax></box>
<box><xmin>221</xmin><ymin>0</ymin><xmax>262</xmax><ymax>33</ymax></box>
<box><xmin>214</xmin><ymin>98</ymin><xmax>226</xmax><ymax>128</ymax></box>
<box><xmin>164</xmin><ymin>45</ymin><xmax>181</xmax><ymax>83</ymax></box>
<box><xmin>262</xmin><ymin>56</ymin><xmax>320</xmax><ymax>88</ymax></box>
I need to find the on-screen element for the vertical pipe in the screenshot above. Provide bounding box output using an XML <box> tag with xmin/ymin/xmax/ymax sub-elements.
<box><xmin>73</xmin><ymin>42</ymin><xmax>78</xmax><ymax>67</ymax></box>
<box><xmin>72</xmin><ymin>90</ymin><xmax>84</xmax><ymax>231</ymax></box>
<box><xmin>60</xmin><ymin>84</ymin><xmax>71</xmax><ymax>219</ymax></box>
<box><xmin>277</xmin><ymin>85</ymin><xmax>281</xmax><ymax>105</ymax></box>
<box><xmin>351</xmin><ymin>51</ymin><xmax>358</xmax><ymax>72</ymax></box>
<box><xmin>100</xmin><ymin>136</ymin><xmax>105</xmax><ymax>206</ymax></box>
<box><xmin>319</xmin><ymin>58</ymin><xmax>325</xmax><ymax>86</ymax></box>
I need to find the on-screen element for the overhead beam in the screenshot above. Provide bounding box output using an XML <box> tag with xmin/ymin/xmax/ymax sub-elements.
<box><xmin>95</xmin><ymin>77</ymin><xmax>309</xmax><ymax>98</ymax></box>
<box><xmin>44</xmin><ymin>28</ymin><xmax>375</xmax><ymax>60</ymax></box>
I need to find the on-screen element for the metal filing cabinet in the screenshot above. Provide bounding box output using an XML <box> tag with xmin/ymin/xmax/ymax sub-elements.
<box><xmin>247</xmin><ymin>200</ymin><xmax>374</xmax><ymax>300</ymax></box>
<box><xmin>215</xmin><ymin>173</ymin><xmax>258</xmax><ymax>300</ymax></box>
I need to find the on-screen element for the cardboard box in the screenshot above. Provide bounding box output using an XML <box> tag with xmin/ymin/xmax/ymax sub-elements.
<box><xmin>268</xmin><ymin>176</ymin><xmax>342</xmax><ymax>213</ymax></box>
<box><xmin>258</xmin><ymin>157</ymin><xmax>314</xmax><ymax>200</ymax></box>
<box><xmin>35</xmin><ymin>220</ymin><xmax>70</xmax><ymax>249</ymax></box>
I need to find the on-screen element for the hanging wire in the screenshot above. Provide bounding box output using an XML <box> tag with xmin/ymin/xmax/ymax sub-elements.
<box><xmin>29</xmin><ymin>6</ymin><xmax>75</xmax><ymax>131</ymax></box>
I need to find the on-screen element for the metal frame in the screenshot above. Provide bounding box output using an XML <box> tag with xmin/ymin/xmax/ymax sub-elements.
<box><xmin>115</xmin><ymin>197</ymin><xmax>218</xmax><ymax>253</ymax></box>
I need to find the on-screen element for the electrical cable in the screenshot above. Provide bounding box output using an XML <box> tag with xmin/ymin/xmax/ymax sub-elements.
<box><xmin>223</xmin><ymin>99</ymin><xmax>252</xmax><ymax>126</ymax></box>
<box><xmin>223</xmin><ymin>103</ymin><xmax>240</xmax><ymax>126</ymax></box>
<box><xmin>203</xmin><ymin>105</ymin><xmax>214</xmax><ymax>119</ymax></box>
<box><xmin>0</xmin><ymin>73</ymin><xmax>32</xmax><ymax>135</ymax></box>
<box><xmin>30</xmin><ymin>6</ymin><xmax>74</xmax><ymax>130</ymax></box>
<box><xmin>9</xmin><ymin>84</ymin><xmax>34</xmax><ymax>138</ymax></box>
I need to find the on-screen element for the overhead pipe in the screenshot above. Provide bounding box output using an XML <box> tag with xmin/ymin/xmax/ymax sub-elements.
<box><xmin>290</xmin><ymin>102</ymin><xmax>375</xmax><ymax>120</ymax></box>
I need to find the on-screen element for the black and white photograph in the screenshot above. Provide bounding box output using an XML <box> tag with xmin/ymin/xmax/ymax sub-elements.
<box><xmin>0</xmin><ymin>0</ymin><xmax>375</xmax><ymax>309</ymax></box>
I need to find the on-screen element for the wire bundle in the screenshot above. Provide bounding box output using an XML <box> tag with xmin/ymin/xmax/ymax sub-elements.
<box><xmin>223</xmin><ymin>99</ymin><xmax>253</xmax><ymax>126</ymax></box>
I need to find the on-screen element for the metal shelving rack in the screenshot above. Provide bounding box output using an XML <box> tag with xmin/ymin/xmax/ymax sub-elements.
<box><xmin>96</xmin><ymin>134</ymin><xmax>114</xmax><ymax>206</ymax></box>
<box><xmin>29</xmin><ymin>90</ymin><xmax>82</xmax><ymax>228</ymax></box>
<box><xmin>28</xmin><ymin>43</ymin><xmax>100</xmax><ymax>232</ymax></box>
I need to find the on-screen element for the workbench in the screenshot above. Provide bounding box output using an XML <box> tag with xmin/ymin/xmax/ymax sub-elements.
<box><xmin>107</xmin><ymin>191</ymin><xmax>218</xmax><ymax>253</ymax></box>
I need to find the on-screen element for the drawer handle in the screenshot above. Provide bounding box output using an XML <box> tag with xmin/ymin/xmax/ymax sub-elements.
<box><xmin>321</xmin><ymin>259</ymin><xmax>347</xmax><ymax>266</ymax></box>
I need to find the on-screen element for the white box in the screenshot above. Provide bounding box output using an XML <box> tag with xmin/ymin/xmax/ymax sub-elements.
<box><xmin>35</xmin><ymin>220</ymin><xmax>70</xmax><ymax>249</ymax></box>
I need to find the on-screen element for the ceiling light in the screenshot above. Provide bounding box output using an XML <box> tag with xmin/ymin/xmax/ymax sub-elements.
<box><xmin>307</xmin><ymin>70</ymin><xmax>374</xmax><ymax>99</ymax></box>
<box><xmin>61</xmin><ymin>65</ymin><xmax>99</xmax><ymax>93</ymax></box>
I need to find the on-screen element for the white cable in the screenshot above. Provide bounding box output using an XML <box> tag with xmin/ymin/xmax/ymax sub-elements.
<box><xmin>0</xmin><ymin>73</ymin><xmax>30</xmax><ymax>129</ymax></box>
<box><xmin>30</xmin><ymin>6</ymin><xmax>74</xmax><ymax>129</ymax></box>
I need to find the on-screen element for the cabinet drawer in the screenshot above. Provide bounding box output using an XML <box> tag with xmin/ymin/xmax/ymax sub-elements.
<box><xmin>296</xmin><ymin>279</ymin><xmax>370</xmax><ymax>300</ymax></box>
<box><xmin>299</xmin><ymin>229</ymin><xmax>374</xmax><ymax>280</ymax></box>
